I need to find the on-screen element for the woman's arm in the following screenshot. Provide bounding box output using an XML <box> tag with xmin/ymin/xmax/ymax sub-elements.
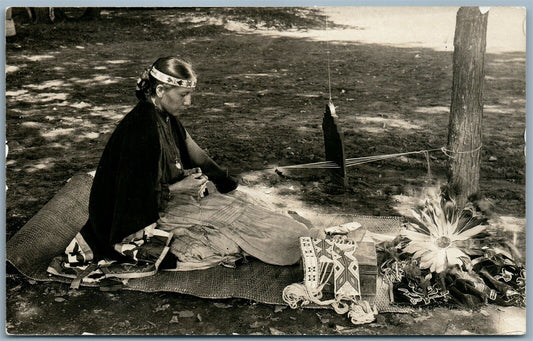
<box><xmin>184</xmin><ymin>130</ymin><xmax>238</xmax><ymax>193</ymax></box>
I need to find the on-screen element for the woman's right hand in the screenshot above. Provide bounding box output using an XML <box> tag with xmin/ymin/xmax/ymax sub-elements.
<box><xmin>169</xmin><ymin>170</ymin><xmax>208</xmax><ymax>198</ymax></box>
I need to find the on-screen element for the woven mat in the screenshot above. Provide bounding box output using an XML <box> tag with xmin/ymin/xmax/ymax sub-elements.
<box><xmin>6</xmin><ymin>173</ymin><xmax>410</xmax><ymax>313</ymax></box>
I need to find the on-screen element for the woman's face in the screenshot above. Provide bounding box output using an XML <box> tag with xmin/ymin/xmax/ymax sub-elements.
<box><xmin>158</xmin><ymin>85</ymin><xmax>194</xmax><ymax>116</ymax></box>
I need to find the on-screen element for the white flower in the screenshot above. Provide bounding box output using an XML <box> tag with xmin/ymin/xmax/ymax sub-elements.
<box><xmin>402</xmin><ymin>195</ymin><xmax>486</xmax><ymax>274</ymax></box>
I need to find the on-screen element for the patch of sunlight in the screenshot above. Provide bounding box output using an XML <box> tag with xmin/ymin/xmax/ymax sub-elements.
<box><xmin>489</xmin><ymin>306</ymin><xmax>526</xmax><ymax>335</ymax></box>
<box><xmin>25</xmin><ymin>157</ymin><xmax>56</xmax><ymax>173</ymax></box>
<box><xmin>243</xmin><ymin>73</ymin><xmax>278</xmax><ymax>78</ymax></box>
<box><xmin>22</xmin><ymin>54</ymin><xmax>55</xmax><ymax>62</ymax></box>
<box><xmin>21</xmin><ymin>121</ymin><xmax>44</xmax><ymax>129</ymax></box>
<box><xmin>5</xmin><ymin>89</ymin><xmax>29</xmax><ymax>97</ymax></box>
<box><xmin>199</xmin><ymin>92</ymin><xmax>229</xmax><ymax>97</ymax></box>
<box><xmin>89</xmin><ymin>109</ymin><xmax>125</xmax><ymax>121</ymax></box>
<box><xmin>6</xmin><ymin>65</ymin><xmax>24</xmax><ymax>73</ymax></box>
<box><xmin>225</xmin><ymin>73</ymin><xmax>278</xmax><ymax>79</ymax></box>
<box><xmin>357</xmin><ymin>126</ymin><xmax>384</xmax><ymax>134</ymax></box>
<box><xmin>59</xmin><ymin>116</ymin><xmax>84</xmax><ymax>125</ymax></box>
<box><xmin>490</xmin><ymin>215</ymin><xmax>525</xmax><ymax>247</ymax></box>
<box><xmin>239</xmin><ymin>169</ymin><xmax>338</xmax><ymax>221</ymax></box>
<box><xmin>41</xmin><ymin>127</ymin><xmax>76</xmax><ymax>139</ymax></box>
<box><xmin>36</xmin><ymin>93</ymin><xmax>69</xmax><ymax>102</ymax></box>
<box><xmin>484</xmin><ymin>105</ymin><xmax>519</xmax><ymax>115</ymax></box>
<box><xmin>358</xmin><ymin>116</ymin><xmax>421</xmax><ymax>130</ymax></box>
<box><xmin>13</xmin><ymin>92</ymin><xmax>69</xmax><ymax>103</ymax></box>
<box><xmin>205</xmin><ymin>108</ymin><xmax>225</xmax><ymax>113</ymax></box>
<box><xmin>26</xmin><ymin>80</ymin><xmax>67</xmax><ymax>90</ymax></box>
<box><xmin>81</xmin><ymin>132</ymin><xmax>100</xmax><ymax>139</ymax></box>
<box><xmin>70</xmin><ymin>102</ymin><xmax>92</xmax><ymax>109</ymax></box>
<box><xmin>485</xmin><ymin>76</ymin><xmax>521</xmax><ymax>81</ymax></box>
<box><xmin>296</xmin><ymin>93</ymin><xmax>322</xmax><ymax>98</ymax></box>
<box><xmin>15</xmin><ymin>301</ymin><xmax>41</xmax><ymax>319</ymax></box>
<box><xmin>414</xmin><ymin>106</ymin><xmax>449</xmax><ymax>115</ymax></box>
<box><xmin>491</xmin><ymin>58</ymin><xmax>526</xmax><ymax>64</ymax></box>
<box><xmin>70</xmin><ymin>75</ymin><xmax>124</xmax><ymax>86</ymax></box>
<box><xmin>296</xmin><ymin>126</ymin><xmax>314</xmax><ymax>133</ymax></box>
<box><xmin>260</xmin><ymin>107</ymin><xmax>282</xmax><ymax>112</ymax></box>
<box><xmin>47</xmin><ymin>142</ymin><xmax>66</xmax><ymax>149</ymax></box>
<box><xmin>9</xmin><ymin>91</ymin><xmax>68</xmax><ymax>103</ymax></box>
<box><xmin>107</xmin><ymin>60</ymin><xmax>130</xmax><ymax>64</ymax></box>
<box><xmin>224</xmin><ymin>20</ymin><xmax>251</xmax><ymax>32</ymax></box>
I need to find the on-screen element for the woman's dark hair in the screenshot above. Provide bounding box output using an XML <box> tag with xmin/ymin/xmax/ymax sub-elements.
<box><xmin>136</xmin><ymin>57</ymin><xmax>196</xmax><ymax>101</ymax></box>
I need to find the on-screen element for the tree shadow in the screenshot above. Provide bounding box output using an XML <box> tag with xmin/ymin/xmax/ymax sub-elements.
<box><xmin>5</xmin><ymin>8</ymin><xmax>525</xmax><ymax>233</ymax></box>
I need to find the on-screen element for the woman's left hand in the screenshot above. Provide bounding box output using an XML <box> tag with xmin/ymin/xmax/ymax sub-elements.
<box><xmin>169</xmin><ymin>172</ymin><xmax>209</xmax><ymax>199</ymax></box>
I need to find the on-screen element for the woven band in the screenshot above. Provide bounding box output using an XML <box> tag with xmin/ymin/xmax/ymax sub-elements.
<box><xmin>150</xmin><ymin>67</ymin><xmax>196</xmax><ymax>88</ymax></box>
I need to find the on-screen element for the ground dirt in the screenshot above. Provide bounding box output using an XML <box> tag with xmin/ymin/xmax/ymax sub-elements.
<box><xmin>4</xmin><ymin>7</ymin><xmax>526</xmax><ymax>335</ymax></box>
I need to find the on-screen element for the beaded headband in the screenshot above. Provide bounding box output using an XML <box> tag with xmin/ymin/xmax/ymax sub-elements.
<box><xmin>150</xmin><ymin>67</ymin><xmax>197</xmax><ymax>88</ymax></box>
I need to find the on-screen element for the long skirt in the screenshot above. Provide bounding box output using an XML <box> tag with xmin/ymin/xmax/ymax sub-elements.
<box><xmin>157</xmin><ymin>186</ymin><xmax>310</xmax><ymax>271</ymax></box>
<box><xmin>47</xmin><ymin>185</ymin><xmax>309</xmax><ymax>285</ymax></box>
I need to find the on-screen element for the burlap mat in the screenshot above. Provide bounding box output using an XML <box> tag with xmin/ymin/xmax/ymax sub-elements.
<box><xmin>6</xmin><ymin>173</ymin><xmax>411</xmax><ymax>313</ymax></box>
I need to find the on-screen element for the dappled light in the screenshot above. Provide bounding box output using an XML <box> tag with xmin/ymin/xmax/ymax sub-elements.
<box><xmin>24</xmin><ymin>157</ymin><xmax>56</xmax><ymax>173</ymax></box>
<box><xmin>41</xmin><ymin>127</ymin><xmax>76</xmax><ymax>139</ymax></box>
<box><xmin>6</xmin><ymin>65</ymin><xmax>24</xmax><ymax>73</ymax></box>
<box><xmin>413</xmin><ymin>106</ymin><xmax>449</xmax><ymax>115</ymax></box>
<box><xmin>22</xmin><ymin>54</ymin><xmax>55</xmax><ymax>62</ymax></box>
<box><xmin>4</xmin><ymin>7</ymin><xmax>525</xmax><ymax>335</ymax></box>
<box><xmin>357</xmin><ymin>116</ymin><xmax>421</xmax><ymax>131</ymax></box>
<box><xmin>26</xmin><ymin>80</ymin><xmax>67</xmax><ymax>90</ymax></box>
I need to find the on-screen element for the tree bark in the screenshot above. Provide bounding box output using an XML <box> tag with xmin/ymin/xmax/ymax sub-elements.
<box><xmin>80</xmin><ymin>8</ymin><xmax>101</xmax><ymax>21</ymax></box>
<box><xmin>446</xmin><ymin>7</ymin><xmax>488</xmax><ymax>207</ymax></box>
<box><xmin>32</xmin><ymin>7</ymin><xmax>52</xmax><ymax>24</ymax></box>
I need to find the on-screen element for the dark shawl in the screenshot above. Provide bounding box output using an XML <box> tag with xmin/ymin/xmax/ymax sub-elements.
<box><xmin>80</xmin><ymin>100</ymin><xmax>237</xmax><ymax>259</ymax></box>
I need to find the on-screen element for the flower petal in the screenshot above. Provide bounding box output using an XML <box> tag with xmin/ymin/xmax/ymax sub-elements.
<box><xmin>404</xmin><ymin>241</ymin><xmax>437</xmax><ymax>255</ymax></box>
<box><xmin>412</xmin><ymin>248</ymin><xmax>432</xmax><ymax>260</ymax></box>
<box><xmin>434</xmin><ymin>249</ymin><xmax>448</xmax><ymax>273</ymax></box>
<box><xmin>454</xmin><ymin>225</ymin><xmax>486</xmax><ymax>241</ymax></box>
<box><xmin>446</xmin><ymin>247</ymin><xmax>467</xmax><ymax>267</ymax></box>
<box><xmin>402</xmin><ymin>229</ymin><xmax>431</xmax><ymax>242</ymax></box>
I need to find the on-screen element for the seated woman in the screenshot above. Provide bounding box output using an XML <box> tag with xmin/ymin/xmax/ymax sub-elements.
<box><xmin>51</xmin><ymin>57</ymin><xmax>309</xmax><ymax>281</ymax></box>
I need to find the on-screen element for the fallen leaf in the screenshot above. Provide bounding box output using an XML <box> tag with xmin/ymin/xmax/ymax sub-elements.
<box><xmin>169</xmin><ymin>316</ymin><xmax>179</xmax><ymax>324</ymax></box>
<box><xmin>250</xmin><ymin>321</ymin><xmax>268</xmax><ymax>329</ymax></box>
<box><xmin>274</xmin><ymin>305</ymin><xmax>286</xmax><ymax>313</ymax></box>
<box><xmin>459</xmin><ymin>330</ymin><xmax>476</xmax><ymax>335</ymax></box>
<box><xmin>289</xmin><ymin>316</ymin><xmax>297</xmax><ymax>320</ymax></box>
<box><xmin>413</xmin><ymin>315</ymin><xmax>431</xmax><ymax>323</ymax></box>
<box><xmin>54</xmin><ymin>297</ymin><xmax>66</xmax><ymax>303</ymax></box>
<box><xmin>316</xmin><ymin>312</ymin><xmax>330</xmax><ymax>324</ymax></box>
<box><xmin>269</xmin><ymin>327</ymin><xmax>285</xmax><ymax>335</ymax></box>
<box><xmin>213</xmin><ymin>302</ymin><xmax>232</xmax><ymax>309</ymax></box>
<box><xmin>197</xmin><ymin>314</ymin><xmax>203</xmax><ymax>322</ymax></box>
<box><xmin>155</xmin><ymin>304</ymin><xmax>170</xmax><ymax>312</ymax></box>
<box><xmin>28</xmin><ymin>280</ymin><xmax>37</xmax><ymax>285</ymax></box>
<box><xmin>177</xmin><ymin>310</ymin><xmax>194</xmax><ymax>318</ymax></box>
<box><xmin>9</xmin><ymin>284</ymin><xmax>22</xmax><ymax>292</ymax></box>
<box><xmin>479</xmin><ymin>310</ymin><xmax>490</xmax><ymax>317</ymax></box>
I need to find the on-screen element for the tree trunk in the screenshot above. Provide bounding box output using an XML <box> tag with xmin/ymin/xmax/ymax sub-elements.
<box><xmin>80</xmin><ymin>8</ymin><xmax>101</xmax><ymax>20</ymax></box>
<box><xmin>32</xmin><ymin>7</ymin><xmax>52</xmax><ymax>23</ymax></box>
<box><xmin>446</xmin><ymin>7</ymin><xmax>488</xmax><ymax>207</ymax></box>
